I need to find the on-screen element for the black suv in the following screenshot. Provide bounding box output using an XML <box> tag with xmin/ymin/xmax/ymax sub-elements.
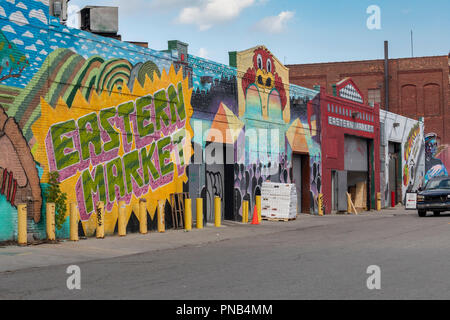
<box><xmin>417</xmin><ymin>176</ymin><xmax>450</xmax><ymax>217</ymax></box>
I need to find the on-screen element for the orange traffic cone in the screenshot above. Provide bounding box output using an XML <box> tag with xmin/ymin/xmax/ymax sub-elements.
<box><xmin>251</xmin><ymin>204</ymin><xmax>259</xmax><ymax>225</ymax></box>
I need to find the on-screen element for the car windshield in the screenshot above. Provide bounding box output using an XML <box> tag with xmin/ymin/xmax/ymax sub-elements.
<box><xmin>425</xmin><ymin>179</ymin><xmax>450</xmax><ymax>190</ymax></box>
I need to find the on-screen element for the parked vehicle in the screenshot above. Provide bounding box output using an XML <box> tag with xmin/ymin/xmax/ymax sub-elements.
<box><xmin>416</xmin><ymin>177</ymin><xmax>450</xmax><ymax>217</ymax></box>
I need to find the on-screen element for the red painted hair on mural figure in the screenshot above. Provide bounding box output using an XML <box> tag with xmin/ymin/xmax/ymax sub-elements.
<box><xmin>242</xmin><ymin>47</ymin><xmax>287</xmax><ymax>110</ymax></box>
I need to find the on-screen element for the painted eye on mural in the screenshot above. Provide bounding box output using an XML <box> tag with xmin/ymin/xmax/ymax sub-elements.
<box><xmin>267</xmin><ymin>59</ymin><xmax>272</xmax><ymax>73</ymax></box>
<box><xmin>257</xmin><ymin>54</ymin><xmax>263</xmax><ymax>70</ymax></box>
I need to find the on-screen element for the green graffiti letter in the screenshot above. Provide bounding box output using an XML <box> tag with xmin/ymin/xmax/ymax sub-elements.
<box><xmin>50</xmin><ymin>120</ymin><xmax>80</xmax><ymax>170</ymax></box>
<box><xmin>157</xmin><ymin>136</ymin><xmax>174</xmax><ymax>177</ymax></box>
<box><xmin>100</xmin><ymin>107</ymin><xmax>120</xmax><ymax>152</ymax></box>
<box><xmin>117</xmin><ymin>101</ymin><xmax>135</xmax><ymax>145</ymax></box>
<box><xmin>123</xmin><ymin>150</ymin><xmax>144</xmax><ymax>194</ymax></box>
<box><xmin>141</xmin><ymin>142</ymin><xmax>159</xmax><ymax>184</ymax></box>
<box><xmin>106</xmin><ymin>157</ymin><xmax>126</xmax><ymax>203</ymax></box>
<box><xmin>172</xmin><ymin>128</ymin><xmax>186</xmax><ymax>167</ymax></box>
<box><xmin>82</xmin><ymin>165</ymin><xmax>106</xmax><ymax>214</ymax></box>
<box><xmin>78</xmin><ymin>113</ymin><xmax>102</xmax><ymax>161</ymax></box>
<box><xmin>154</xmin><ymin>89</ymin><xmax>170</xmax><ymax>131</ymax></box>
<box><xmin>168</xmin><ymin>83</ymin><xmax>186</xmax><ymax>123</ymax></box>
<box><xmin>136</xmin><ymin>95</ymin><xmax>154</xmax><ymax>138</ymax></box>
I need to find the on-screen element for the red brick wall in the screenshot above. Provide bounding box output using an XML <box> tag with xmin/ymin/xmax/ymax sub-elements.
<box><xmin>288</xmin><ymin>55</ymin><xmax>450</xmax><ymax>144</ymax></box>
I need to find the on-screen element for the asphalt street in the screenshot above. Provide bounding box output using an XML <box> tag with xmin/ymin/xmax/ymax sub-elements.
<box><xmin>1</xmin><ymin>208</ymin><xmax>449</xmax><ymax>300</ymax></box>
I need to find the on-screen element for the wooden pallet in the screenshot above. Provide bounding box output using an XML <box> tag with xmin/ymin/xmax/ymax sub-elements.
<box><xmin>262</xmin><ymin>216</ymin><xmax>297</xmax><ymax>222</ymax></box>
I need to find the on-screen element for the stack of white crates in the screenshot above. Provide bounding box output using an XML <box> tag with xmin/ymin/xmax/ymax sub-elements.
<box><xmin>261</xmin><ymin>182</ymin><xmax>298</xmax><ymax>220</ymax></box>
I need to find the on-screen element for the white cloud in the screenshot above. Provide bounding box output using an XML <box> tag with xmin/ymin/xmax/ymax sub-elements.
<box><xmin>12</xmin><ymin>39</ymin><xmax>24</xmax><ymax>45</ymax></box>
<box><xmin>178</xmin><ymin>0</ymin><xmax>257</xmax><ymax>31</ymax></box>
<box><xmin>34</xmin><ymin>0</ymin><xmax>49</xmax><ymax>5</ymax></box>
<box><xmin>198</xmin><ymin>48</ymin><xmax>209</xmax><ymax>59</ymax></box>
<box><xmin>17</xmin><ymin>2</ymin><xmax>27</xmax><ymax>10</ymax></box>
<box><xmin>9</xmin><ymin>11</ymin><xmax>29</xmax><ymax>26</ymax></box>
<box><xmin>6</xmin><ymin>0</ymin><xmax>15</xmax><ymax>4</ymax></box>
<box><xmin>25</xmin><ymin>44</ymin><xmax>37</xmax><ymax>51</ymax></box>
<box><xmin>0</xmin><ymin>6</ymin><xmax>6</xmax><ymax>17</ymax></box>
<box><xmin>2</xmin><ymin>25</ymin><xmax>16</xmax><ymax>34</ymax></box>
<box><xmin>50</xmin><ymin>45</ymin><xmax>58</xmax><ymax>50</ymax></box>
<box><xmin>39</xmin><ymin>49</ymin><xmax>48</xmax><ymax>55</ymax></box>
<box><xmin>22</xmin><ymin>30</ymin><xmax>34</xmax><ymax>38</ymax></box>
<box><xmin>253</xmin><ymin>11</ymin><xmax>294</xmax><ymax>34</ymax></box>
<box><xmin>29</xmin><ymin>9</ymin><xmax>48</xmax><ymax>25</ymax></box>
<box><xmin>40</xmin><ymin>29</ymin><xmax>48</xmax><ymax>34</ymax></box>
<box><xmin>36</xmin><ymin>39</ymin><xmax>44</xmax><ymax>45</ymax></box>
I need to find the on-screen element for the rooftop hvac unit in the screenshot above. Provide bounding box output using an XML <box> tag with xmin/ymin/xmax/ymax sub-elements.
<box><xmin>80</xmin><ymin>6</ymin><xmax>119</xmax><ymax>35</ymax></box>
<box><xmin>50</xmin><ymin>0</ymin><xmax>68</xmax><ymax>23</ymax></box>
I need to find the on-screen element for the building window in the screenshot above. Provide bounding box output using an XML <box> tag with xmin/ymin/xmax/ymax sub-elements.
<box><xmin>368</xmin><ymin>89</ymin><xmax>381</xmax><ymax>107</ymax></box>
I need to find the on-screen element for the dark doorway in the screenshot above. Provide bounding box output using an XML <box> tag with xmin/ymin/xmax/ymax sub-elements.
<box><xmin>292</xmin><ymin>153</ymin><xmax>311</xmax><ymax>214</ymax></box>
<box><xmin>388</xmin><ymin>142</ymin><xmax>401</xmax><ymax>206</ymax></box>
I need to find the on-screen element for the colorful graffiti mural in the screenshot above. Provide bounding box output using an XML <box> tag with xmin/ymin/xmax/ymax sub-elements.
<box><xmin>0</xmin><ymin>2</ymin><xmax>324</xmax><ymax>240</ymax></box>
<box><xmin>424</xmin><ymin>133</ymin><xmax>448</xmax><ymax>183</ymax></box>
<box><xmin>380</xmin><ymin>110</ymin><xmax>425</xmax><ymax>207</ymax></box>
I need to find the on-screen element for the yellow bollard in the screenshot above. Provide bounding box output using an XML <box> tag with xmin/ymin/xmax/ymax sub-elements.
<box><xmin>118</xmin><ymin>201</ymin><xmax>126</xmax><ymax>236</ymax></box>
<box><xmin>318</xmin><ymin>194</ymin><xmax>324</xmax><ymax>216</ymax></box>
<box><xmin>96</xmin><ymin>201</ymin><xmax>105</xmax><ymax>239</ymax></box>
<box><xmin>242</xmin><ymin>201</ymin><xmax>249</xmax><ymax>224</ymax></box>
<box><xmin>196</xmin><ymin>198</ymin><xmax>203</xmax><ymax>229</ymax></box>
<box><xmin>70</xmin><ymin>203</ymin><xmax>79</xmax><ymax>241</ymax></box>
<box><xmin>17</xmin><ymin>204</ymin><xmax>27</xmax><ymax>246</ymax></box>
<box><xmin>377</xmin><ymin>193</ymin><xmax>381</xmax><ymax>211</ymax></box>
<box><xmin>46</xmin><ymin>202</ymin><xmax>56</xmax><ymax>241</ymax></box>
<box><xmin>139</xmin><ymin>199</ymin><xmax>148</xmax><ymax>234</ymax></box>
<box><xmin>157</xmin><ymin>200</ymin><xmax>165</xmax><ymax>233</ymax></box>
<box><xmin>256</xmin><ymin>196</ymin><xmax>262</xmax><ymax>223</ymax></box>
<box><xmin>214</xmin><ymin>196</ymin><xmax>221</xmax><ymax>227</ymax></box>
<box><xmin>184</xmin><ymin>198</ymin><xmax>192</xmax><ymax>231</ymax></box>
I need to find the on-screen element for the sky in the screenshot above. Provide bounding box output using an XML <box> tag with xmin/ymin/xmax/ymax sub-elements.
<box><xmin>68</xmin><ymin>0</ymin><xmax>450</xmax><ymax>65</ymax></box>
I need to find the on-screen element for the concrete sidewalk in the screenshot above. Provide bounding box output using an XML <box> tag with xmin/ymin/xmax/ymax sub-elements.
<box><xmin>0</xmin><ymin>211</ymin><xmax>396</xmax><ymax>273</ymax></box>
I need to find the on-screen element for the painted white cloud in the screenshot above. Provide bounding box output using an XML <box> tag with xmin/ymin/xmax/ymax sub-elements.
<box><xmin>0</xmin><ymin>6</ymin><xmax>6</xmax><ymax>17</ymax></box>
<box><xmin>6</xmin><ymin>0</ymin><xmax>15</xmax><ymax>4</ymax></box>
<box><xmin>90</xmin><ymin>49</ymin><xmax>99</xmax><ymax>54</ymax></box>
<box><xmin>34</xmin><ymin>0</ymin><xmax>49</xmax><ymax>5</ymax></box>
<box><xmin>17</xmin><ymin>2</ymin><xmax>27</xmax><ymax>10</ymax></box>
<box><xmin>29</xmin><ymin>9</ymin><xmax>48</xmax><ymax>25</ymax></box>
<box><xmin>2</xmin><ymin>25</ymin><xmax>16</xmax><ymax>34</ymax></box>
<box><xmin>22</xmin><ymin>30</ymin><xmax>34</xmax><ymax>38</ymax></box>
<box><xmin>40</xmin><ymin>29</ymin><xmax>47</xmax><ymax>34</ymax></box>
<box><xmin>25</xmin><ymin>44</ymin><xmax>37</xmax><ymax>51</ymax></box>
<box><xmin>81</xmin><ymin>45</ymin><xmax>88</xmax><ymax>50</ymax></box>
<box><xmin>50</xmin><ymin>45</ymin><xmax>58</xmax><ymax>50</ymax></box>
<box><xmin>178</xmin><ymin>0</ymin><xmax>257</xmax><ymax>31</ymax></box>
<box><xmin>253</xmin><ymin>11</ymin><xmax>295</xmax><ymax>34</ymax></box>
<box><xmin>36</xmin><ymin>39</ymin><xmax>44</xmax><ymax>45</ymax></box>
<box><xmin>39</xmin><ymin>49</ymin><xmax>47</xmax><ymax>55</ymax></box>
<box><xmin>12</xmin><ymin>39</ymin><xmax>24</xmax><ymax>45</ymax></box>
<box><xmin>36</xmin><ymin>57</ymin><xmax>42</xmax><ymax>61</ymax></box>
<box><xmin>10</xmin><ymin>11</ymin><xmax>29</xmax><ymax>26</ymax></box>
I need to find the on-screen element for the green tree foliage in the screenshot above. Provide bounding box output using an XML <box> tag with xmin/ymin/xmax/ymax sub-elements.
<box><xmin>44</xmin><ymin>172</ymin><xmax>68</xmax><ymax>230</ymax></box>
<box><xmin>0</xmin><ymin>30</ymin><xmax>29</xmax><ymax>82</ymax></box>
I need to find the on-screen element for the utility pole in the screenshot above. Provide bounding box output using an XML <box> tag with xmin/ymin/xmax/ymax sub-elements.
<box><xmin>410</xmin><ymin>30</ymin><xmax>414</xmax><ymax>57</ymax></box>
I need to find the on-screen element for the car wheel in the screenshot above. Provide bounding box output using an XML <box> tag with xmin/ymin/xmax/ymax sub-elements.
<box><xmin>418</xmin><ymin>210</ymin><xmax>427</xmax><ymax>217</ymax></box>
<box><xmin>433</xmin><ymin>211</ymin><xmax>441</xmax><ymax>217</ymax></box>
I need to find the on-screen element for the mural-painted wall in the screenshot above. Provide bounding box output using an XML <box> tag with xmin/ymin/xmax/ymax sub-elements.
<box><xmin>0</xmin><ymin>3</ymin><xmax>321</xmax><ymax>240</ymax></box>
<box><xmin>232</xmin><ymin>46</ymin><xmax>321</xmax><ymax>215</ymax></box>
<box><xmin>424</xmin><ymin>133</ymin><xmax>449</xmax><ymax>183</ymax></box>
<box><xmin>0</xmin><ymin>0</ymin><xmax>192</xmax><ymax>239</ymax></box>
<box><xmin>380</xmin><ymin>110</ymin><xmax>425</xmax><ymax>207</ymax></box>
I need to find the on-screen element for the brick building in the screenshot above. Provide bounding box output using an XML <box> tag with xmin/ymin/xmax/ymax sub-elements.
<box><xmin>287</xmin><ymin>55</ymin><xmax>450</xmax><ymax>148</ymax></box>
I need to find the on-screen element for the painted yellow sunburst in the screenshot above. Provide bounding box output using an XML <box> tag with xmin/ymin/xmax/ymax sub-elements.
<box><xmin>32</xmin><ymin>65</ymin><xmax>194</xmax><ymax>236</ymax></box>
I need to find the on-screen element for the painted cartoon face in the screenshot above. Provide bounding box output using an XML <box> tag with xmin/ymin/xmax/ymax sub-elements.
<box><xmin>253</xmin><ymin>49</ymin><xmax>275</xmax><ymax>91</ymax></box>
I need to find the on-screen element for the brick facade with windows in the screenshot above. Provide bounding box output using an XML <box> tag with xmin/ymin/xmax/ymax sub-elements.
<box><xmin>287</xmin><ymin>55</ymin><xmax>450</xmax><ymax>145</ymax></box>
